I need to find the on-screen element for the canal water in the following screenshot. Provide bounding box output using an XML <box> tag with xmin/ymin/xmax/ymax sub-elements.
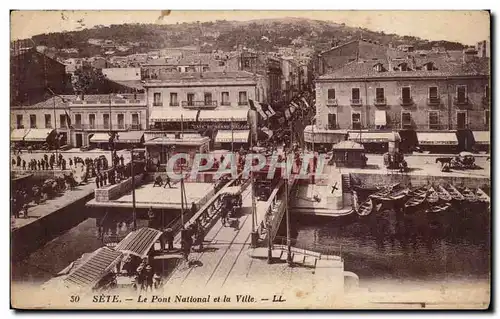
<box><xmin>12</xmin><ymin>204</ymin><xmax>490</xmax><ymax>287</ymax></box>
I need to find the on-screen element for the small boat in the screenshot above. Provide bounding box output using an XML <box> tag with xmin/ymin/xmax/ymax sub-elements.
<box><xmin>476</xmin><ymin>188</ymin><xmax>490</xmax><ymax>203</ymax></box>
<box><xmin>370</xmin><ymin>183</ymin><xmax>400</xmax><ymax>201</ymax></box>
<box><xmin>446</xmin><ymin>184</ymin><xmax>465</xmax><ymax>201</ymax></box>
<box><xmin>388</xmin><ymin>187</ymin><xmax>410</xmax><ymax>201</ymax></box>
<box><xmin>426</xmin><ymin>187</ymin><xmax>439</xmax><ymax>204</ymax></box>
<box><xmin>357</xmin><ymin>198</ymin><xmax>374</xmax><ymax>216</ymax></box>
<box><xmin>404</xmin><ymin>187</ymin><xmax>427</xmax><ymax>208</ymax></box>
<box><xmin>426</xmin><ymin>203</ymin><xmax>452</xmax><ymax>214</ymax></box>
<box><xmin>437</xmin><ymin>185</ymin><xmax>452</xmax><ymax>202</ymax></box>
<box><xmin>461</xmin><ymin>187</ymin><xmax>477</xmax><ymax>203</ymax></box>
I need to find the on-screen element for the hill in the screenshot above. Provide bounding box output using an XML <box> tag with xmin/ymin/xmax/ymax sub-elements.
<box><xmin>25</xmin><ymin>18</ymin><xmax>466</xmax><ymax>57</ymax></box>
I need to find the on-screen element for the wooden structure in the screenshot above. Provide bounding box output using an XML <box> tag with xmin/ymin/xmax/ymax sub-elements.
<box><xmin>331</xmin><ymin>141</ymin><xmax>367</xmax><ymax>168</ymax></box>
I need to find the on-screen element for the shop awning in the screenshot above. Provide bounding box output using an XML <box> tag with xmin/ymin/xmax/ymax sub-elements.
<box><xmin>63</xmin><ymin>247</ymin><xmax>123</xmax><ymax>290</ymax></box>
<box><xmin>375</xmin><ymin>110</ymin><xmax>387</xmax><ymax>126</ymax></box>
<box><xmin>114</xmin><ymin>227</ymin><xmax>163</xmax><ymax>259</ymax></box>
<box><xmin>473</xmin><ymin>131</ymin><xmax>490</xmax><ymax>145</ymax></box>
<box><xmin>215</xmin><ymin>130</ymin><xmax>249</xmax><ymax>143</ymax></box>
<box><xmin>10</xmin><ymin>128</ymin><xmax>30</xmax><ymax>142</ymax></box>
<box><xmin>150</xmin><ymin>109</ymin><xmax>198</xmax><ymax>122</ymax></box>
<box><xmin>198</xmin><ymin>109</ymin><xmax>248</xmax><ymax>122</ymax></box>
<box><xmin>90</xmin><ymin>133</ymin><xmax>110</xmax><ymax>143</ymax></box>
<box><xmin>117</xmin><ymin>131</ymin><xmax>144</xmax><ymax>144</ymax></box>
<box><xmin>417</xmin><ymin>132</ymin><xmax>458</xmax><ymax>145</ymax></box>
<box><xmin>348</xmin><ymin>131</ymin><xmax>400</xmax><ymax>143</ymax></box>
<box><xmin>23</xmin><ymin>128</ymin><xmax>54</xmax><ymax>142</ymax></box>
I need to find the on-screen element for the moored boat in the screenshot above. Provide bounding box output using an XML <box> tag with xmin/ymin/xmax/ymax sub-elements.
<box><xmin>461</xmin><ymin>187</ymin><xmax>477</xmax><ymax>203</ymax></box>
<box><xmin>388</xmin><ymin>187</ymin><xmax>410</xmax><ymax>201</ymax></box>
<box><xmin>357</xmin><ymin>198</ymin><xmax>374</xmax><ymax>216</ymax></box>
<box><xmin>476</xmin><ymin>188</ymin><xmax>490</xmax><ymax>203</ymax></box>
<box><xmin>426</xmin><ymin>187</ymin><xmax>439</xmax><ymax>204</ymax></box>
<box><xmin>370</xmin><ymin>182</ymin><xmax>400</xmax><ymax>201</ymax></box>
<box><xmin>437</xmin><ymin>185</ymin><xmax>452</xmax><ymax>202</ymax></box>
<box><xmin>425</xmin><ymin>202</ymin><xmax>452</xmax><ymax>214</ymax></box>
<box><xmin>446</xmin><ymin>184</ymin><xmax>465</xmax><ymax>201</ymax></box>
<box><xmin>404</xmin><ymin>186</ymin><xmax>428</xmax><ymax>208</ymax></box>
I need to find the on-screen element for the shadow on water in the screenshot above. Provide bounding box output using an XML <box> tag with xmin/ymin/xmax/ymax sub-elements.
<box><xmin>284</xmin><ymin>204</ymin><xmax>490</xmax><ymax>282</ymax></box>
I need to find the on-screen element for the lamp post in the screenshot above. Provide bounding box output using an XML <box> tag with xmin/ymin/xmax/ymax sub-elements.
<box><xmin>130</xmin><ymin>146</ymin><xmax>137</xmax><ymax>230</ymax></box>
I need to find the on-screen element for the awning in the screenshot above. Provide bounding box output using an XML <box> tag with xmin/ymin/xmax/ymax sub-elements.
<box><xmin>114</xmin><ymin>227</ymin><xmax>163</xmax><ymax>259</ymax></box>
<box><xmin>90</xmin><ymin>133</ymin><xmax>110</xmax><ymax>143</ymax></box>
<box><xmin>150</xmin><ymin>109</ymin><xmax>198</xmax><ymax>122</ymax></box>
<box><xmin>23</xmin><ymin>128</ymin><xmax>54</xmax><ymax>142</ymax></box>
<box><xmin>63</xmin><ymin>247</ymin><xmax>123</xmax><ymax>290</ymax></box>
<box><xmin>473</xmin><ymin>131</ymin><xmax>490</xmax><ymax>145</ymax></box>
<box><xmin>348</xmin><ymin>131</ymin><xmax>400</xmax><ymax>143</ymax></box>
<box><xmin>11</xmin><ymin>128</ymin><xmax>30</xmax><ymax>142</ymax></box>
<box><xmin>215</xmin><ymin>130</ymin><xmax>249</xmax><ymax>143</ymax></box>
<box><xmin>417</xmin><ymin>132</ymin><xmax>458</xmax><ymax>145</ymax></box>
<box><xmin>117</xmin><ymin>131</ymin><xmax>144</xmax><ymax>144</ymax></box>
<box><xmin>249</xmin><ymin>100</ymin><xmax>268</xmax><ymax>119</ymax></box>
<box><xmin>198</xmin><ymin>109</ymin><xmax>248</xmax><ymax>122</ymax></box>
<box><xmin>375</xmin><ymin>110</ymin><xmax>387</xmax><ymax>126</ymax></box>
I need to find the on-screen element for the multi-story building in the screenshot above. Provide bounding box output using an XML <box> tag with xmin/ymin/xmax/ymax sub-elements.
<box><xmin>308</xmin><ymin>48</ymin><xmax>490</xmax><ymax>153</ymax></box>
<box><xmin>143</xmin><ymin>71</ymin><xmax>264</xmax><ymax>163</ymax></box>
<box><xmin>476</xmin><ymin>40</ymin><xmax>490</xmax><ymax>58</ymax></box>
<box><xmin>239</xmin><ymin>52</ymin><xmax>282</xmax><ymax>104</ymax></box>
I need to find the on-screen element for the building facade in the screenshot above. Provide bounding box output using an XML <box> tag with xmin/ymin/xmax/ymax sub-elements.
<box><xmin>309</xmin><ymin>49</ymin><xmax>490</xmax><ymax>152</ymax></box>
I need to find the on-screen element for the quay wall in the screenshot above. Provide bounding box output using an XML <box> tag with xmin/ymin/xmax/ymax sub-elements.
<box><xmin>94</xmin><ymin>174</ymin><xmax>144</xmax><ymax>202</ymax></box>
<box><xmin>11</xmin><ymin>192</ymin><xmax>94</xmax><ymax>262</ymax></box>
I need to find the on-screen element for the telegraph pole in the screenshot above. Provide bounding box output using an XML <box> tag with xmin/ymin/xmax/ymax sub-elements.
<box><xmin>286</xmin><ymin>120</ymin><xmax>292</xmax><ymax>266</ymax></box>
<box><xmin>131</xmin><ymin>147</ymin><xmax>137</xmax><ymax>230</ymax></box>
<box><xmin>250</xmin><ymin>128</ymin><xmax>258</xmax><ymax>247</ymax></box>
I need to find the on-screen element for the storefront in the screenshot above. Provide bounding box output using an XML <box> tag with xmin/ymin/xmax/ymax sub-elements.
<box><xmin>149</xmin><ymin>109</ymin><xmax>199</xmax><ymax>131</ymax></box>
<box><xmin>416</xmin><ymin>132</ymin><xmax>459</xmax><ymax>153</ymax></box>
<box><xmin>10</xmin><ymin>128</ymin><xmax>30</xmax><ymax>147</ymax></box>
<box><xmin>23</xmin><ymin>128</ymin><xmax>57</xmax><ymax>149</ymax></box>
<box><xmin>115</xmin><ymin>131</ymin><xmax>145</xmax><ymax>150</ymax></box>
<box><xmin>89</xmin><ymin>133</ymin><xmax>111</xmax><ymax>150</ymax></box>
<box><xmin>214</xmin><ymin>130</ymin><xmax>250</xmax><ymax>150</ymax></box>
<box><xmin>472</xmin><ymin>131</ymin><xmax>490</xmax><ymax>153</ymax></box>
<box><xmin>347</xmin><ymin>131</ymin><xmax>400</xmax><ymax>154</ymax></box>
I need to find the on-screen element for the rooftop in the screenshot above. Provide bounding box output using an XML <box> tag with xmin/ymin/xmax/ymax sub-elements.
<box><xmin>144</xmin><ymin>71</ymin><xmax>259</xmax><ymax>86</ymax></box>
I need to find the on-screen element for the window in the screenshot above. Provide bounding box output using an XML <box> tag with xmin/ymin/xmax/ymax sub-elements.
<box><xmin>375</xmin><ymin>88</ymin><xmax>385</xmax><ymax>103</ymax></box>
<box><xmin>75</xmin><ymin>114</ymin><xmax>81</xmax><ymax>128</ymax></box>
<box><xmin>327</xmin><ymin>89</ymin><xmax>336</xmax><ymax>100</ymax></box>
<box><xmin>202</xmin><ymin>66</ymin><xmax>209</xmax><ymax>72</ymax></box>
<box><xmin>244</xmin><ymin>60</ymin><xmax>250</xmax><ymax>68</ymax></box>
<box><xmin>328</xmin><ymin>113</ymin><xmax>337</xmax><ymax>130</ymax></box>
<box><xmin>16</xmin><ymin>115</ymin><xmax>23</xmax><ymax>129</ymax></box>
<box><xmin>238</xmin><ymin>91</ymin><xmax>248</xmax><ymax>105</ymax></box>
<box><xmin>351</xmin><ymin>113</ymin><xmax>361</xmax><ymax>130</ymax></box>
<box><xmin>187</xmin><ymin>93</ymin><xmax>195</xmax><ymax>106</ymax></box>
<box><xmin>219</xmin><ymin>61</ymin><xmax>226</xmax><ymax>66</ymax></box>
<box><xmin>374</xmin><ymin>63</ymin><xmax>383</xmax><ymax>72</ymax></box>
<box><xmin>59</xmin><ymin>114</ymin><xmax>67</xmax><ymax>128</ymax></box>
<box><xmin>457</xmin><ymin>112</ymin><xmax>467</xmax><ymax>129</ymax></box>
<box><xmin>153</xmin><ymin>92</ymin><xmax>162</xmax><ymax>106</ymax></box>
<box><xmin>221</xmin><ymin>92</ymin><xmax>230</xmax><ymax>106</ymax></box>
<box><xmin>401</xmin><ymin>87</ymin><xmax>412</xmax><ymax>104</ymax></box>
<box><xmin>429</xmin><ymin>86</ymin><xmax>438</xmax><ymax>99</ymax></box>
<box><xmin>170</xmin><ymin>93</ymin><xmax>178</xmax><ymax>106</ymax></box>
<box><xmin>485</xmin><ymin>110</ymin><xmax>490</xmax><ymax>127</ymax></box>
<box><xmin>117</xmin><ymin>114</ymin><xmax>124</xmax><ymax>129</ymax></box>
<box><xmin>402</xmin><ymin>112</ymin><xmax>412</xmax><ymax>128</ymax></box>
<box><xmin>428</xmin><ymin>111</ymin><xmax>439</xmax><ymax>129</ymax></box>
<box><xmin>204</xmin><ymin>92</ymin><xmax>212</xmax><ymax>106</ymax></box>
<box><xmin>45</xmin><ymin>114</ymin><xmax>52</xmax><ymax>128</ymax></box>
<box><xmin>425</xmin><ymin>62</ymin><xmax>434</xmax><ymax>71</ymax></box>
<box><xmin>456</xmin><ymin>85</ymin><xmax>467</xmax><ymax>103</ymax></box>
<box><xmin>89</xmin><ymin>114</ymin><xmax>96</xmax><ymax>129</ymax></box>
<box><xmin>132</xmin><ymin>114</ymin><xmax>139</xmax><ymax>129</ymax></box>
<box><xmin>29</xmin><ymin>114</ymin><xmax>36</xmax><ymax>128</ymax></box>
<box><xmin>103</xmin><ymin>114</ymin><xmax>110</xmax><ymax>130</ymax></box>
<box><xmin>351</xmin><ymin>88</ymin><xmax>361</xmax><ymax>105</ymax></box>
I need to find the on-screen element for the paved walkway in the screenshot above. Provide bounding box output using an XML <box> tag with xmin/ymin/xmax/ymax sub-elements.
<box><xmin>11</xmin><ymin>180</ymin><xmax>96</xmax><ymax>230</ymax></box>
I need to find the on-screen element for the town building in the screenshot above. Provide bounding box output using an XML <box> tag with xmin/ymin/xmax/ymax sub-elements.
<box><xmin>143</xmin><ymin>71</ymin><xmax>264</xmax><ymax>165</ymax></box>
<box><xmin>476</xmin><ymin>40</ymin><xmax>490</xmax><ymax>58</ymax></box>
<box><xmin>308</xmin><ymin>48</ymin><xmax>490</xmax><ymax>153</ymax></box>
<box><xmin>11</xmin><ymin>47</ymin><xmax>70</xmax><ymax>106</ymax></box>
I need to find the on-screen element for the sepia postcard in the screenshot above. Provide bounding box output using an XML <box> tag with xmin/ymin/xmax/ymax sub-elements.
<box><xmin>10</xmin><ymin>10</ymin><xmax>491</xmax><ymax>310</ymax></box>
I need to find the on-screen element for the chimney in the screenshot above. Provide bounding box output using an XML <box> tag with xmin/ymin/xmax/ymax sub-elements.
<box><xmin>463</xmin><ymin>47</ymin><xmax>478</xmax><ymax>63</ymax></box>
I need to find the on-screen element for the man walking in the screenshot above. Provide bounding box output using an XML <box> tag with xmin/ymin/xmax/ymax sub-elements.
<box><xmin>163</xmin><ymin>174</ymin><xmax>172</xmax><ymax>188</ymax></box>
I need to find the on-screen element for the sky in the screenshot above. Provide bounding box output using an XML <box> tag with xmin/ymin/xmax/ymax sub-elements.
<box><xmin>11</xmin><ymin>10</ymin><xmax>490</xmax><ymax>46</ymax></box>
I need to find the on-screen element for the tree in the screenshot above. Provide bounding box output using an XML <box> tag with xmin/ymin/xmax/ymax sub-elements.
<box><xmin>72</xmin><ymin>65</ymin><xmax>107</xmax><ymax>97</ymax></box>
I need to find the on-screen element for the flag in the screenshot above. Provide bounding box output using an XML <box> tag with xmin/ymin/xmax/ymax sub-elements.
<box><xmin>248</xmin><ymin>99</ymin><xmax>268</xmax><ymax>119</ymax></box>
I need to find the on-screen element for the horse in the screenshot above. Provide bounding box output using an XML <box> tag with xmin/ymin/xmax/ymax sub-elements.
<box><xmin>435</xmin><ymin>157</ymin><xmax>453</xmax><ymax>166</ymax></box>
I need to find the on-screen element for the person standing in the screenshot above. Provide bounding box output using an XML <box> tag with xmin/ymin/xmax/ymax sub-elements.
<box><xmin>163</xmin><ymin>174</ymin><xmax>172</xmax><ymax>188</ymax></box>
<box><xmin>37</xmin><ymin>160</ymin><xmax>41</xmax><ymax>170</ymax></box>
<box><xmin>22</xmin><ymin>160</ymin><xmax>26</xmax><ymax>170</ymax></box>
<box><xmin>164</xmin><ymin>227</ymin><xmax>174</xmax><ymax>251</ymax></box>
<box><xmin>147</xmin><ymin>207</ymin><xmax>155</xmax><ymax>229</ymax></box>
<box><xmin>102</xmin><ymin>172</ymin><xmax>107</xmax><ymax>186</ymax></box>
<box><xmin>16</xmin><ymin>155</ymin><xmax>21</xmax><ymax>167</ymax></box>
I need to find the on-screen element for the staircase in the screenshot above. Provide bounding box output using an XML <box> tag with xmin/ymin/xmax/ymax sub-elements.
<box><xmin>341</xmin><ymin>174</ymin><xmax>351</xmax><ymax>192</ymax></box>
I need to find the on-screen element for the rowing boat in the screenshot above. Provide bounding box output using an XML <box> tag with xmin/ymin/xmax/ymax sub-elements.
<box><xmin>437</xmin><ymin>185</ymin><xmax>452</xmax><ymax>202</ymax></box>
<box><xmin>425</xmin><ymin>202</ymin><xmax>452</xmax><ymax>214</ymax></box>
<box><xmin>461</xmin><ymin>187</ymin><xmax>477</xmax><ymax>203</ymax></box>
<box><xmin>388</xmin><ymin>187</ymin><xmax>410</xmax><ymax>201</ymax></box>
<box><xmin>370</xmin><ymin>182</ymin><xmax>401</xmax><ymax>201</ymax></box>
<box><xmin>426</xmin><ymin>187</ymin><xmax>439</xmax><ymax>204</ymax></box>
<box><xmin>476</xmin><ymin>188</ymin><xmax>490</xmax><ymax>203</ymax></box>
<box><xmin>357</xmin><ymin>198</ymin><xmax>374</xmax><ymax>216</ymax></box>
<box><xmin>404</xmin><ymin>187</ymin><xmax>428</xmax><ymax>208</ymax></box>
<box><xmin>446</xmin><ymin>184</ymin><xmax>465</xmax><ymax>201</ymax></box>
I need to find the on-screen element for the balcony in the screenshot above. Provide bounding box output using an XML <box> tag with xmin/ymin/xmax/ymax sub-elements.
<box><xmin>181</xmin><ymin>100</ymin><xmax>218</xmax><ymax>109</ymax></box>
<box><xmin>238</xmin><ymin>101</ymin><xmax>249</xmax><ymax>106</ymax></box>
<box><xmin>350</xmin><ymin>98</ymin><xmax>362</xmax><ymax>106</ymax></box>
<box><xmin>373</xmin><ymin>97</ymin><xmax>387</xmax><ymax>106</ymax></box>
<box><xmin>69</xmin><ymin>95</ymin><xmax>146</xmax><ymax>107</ymax></box>
<box><xmin>399</xmin><ymin>97</ymin><xmax>414</xmax><ymax>106</ymax></box>
<box><xmin>72</xmin><ymin>124</ymin><xmax>142</xmax><ymax>131</ymax></box>
<box><xmin>327</xmin><ymin>99</ymin><xmax>338</xmax><ymax>106</ymax></box>
<box><xmin>453</xmin><ymin>96</ymin><xmax>469</xmax><ymax>106</ymax></box>
<box><xmin>169</xmin><ymin>102</ymin><xmax>179</xmax><ymax>107</ymax></box>
<box><xmin>427</xmin><ymin>97</ymin><xmax>441</xmax><ymax>106</ymax></box>
<box><xmin>153</xmin><ymin>102</ymin><xmax>163</xmax><ymax>107</ymax></box>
